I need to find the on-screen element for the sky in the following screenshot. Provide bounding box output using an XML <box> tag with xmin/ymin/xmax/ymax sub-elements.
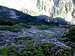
<box><xmin>0</xmin><ymin>0</ymin><xmax>38</xmax><ymax>11</ymax></box>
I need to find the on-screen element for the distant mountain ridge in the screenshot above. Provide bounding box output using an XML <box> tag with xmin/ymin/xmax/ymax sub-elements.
<box><xmin>0</xmin><ymin>6</ymin><xmax>68</xmax><ymax>26</ymax></box>
<box><xmin>0</xmin><ymin>0</ymin><xmax>74</xmax><ymax>24</ymax></box>
<box><xmin>0</xmin><ymin>6</ymin><xmax>33</xmax><ymax>22</ymax></box>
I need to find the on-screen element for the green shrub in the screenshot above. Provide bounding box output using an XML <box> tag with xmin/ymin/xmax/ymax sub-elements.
<box><xmin>57</xmin><ymin>38</ymin><xmax>69</xmax><ymax>42</ymax></box>
<box><xmin>48</xmin><ymin>34</ymin><xmax>55</xmax><ymax>38</ymax></box>
<box><xmin>41</xmin><ymin>43</ymin><xmax>55</xmax><ymax>56</ymax></box>
<box><xmin>66</xmin><ymin>26</ymin><xmax>75</xmax><ymax>42</ymax></box>
<box><xmin>15</xmin><ymin>37</ymin><xmax>34</xmax><ymax>48</ymax></box>
<box><xmin>0</xmin><ymin>23</ymin><xmax>31</xmax><ymax>32</ymax></box>
<box><xmin>36</xmin><ymin>24</ymin><xmax>51</xmax><ymax>30</ymax></box>
<box><xmin>13</xmin><ymin>23</ymin><xmax>31</xmax><ymax>28</ymax></box>
<box><xmin>40</xmin><ymin>43</ymin><xmax>72</xmax><ymax>56</ymax></box>
<box><xmin>0</xmin><ymin>25</ymin><xmax>20</xmax><ymax>32</ymax></box>
<box><xmin>0</xmin><ymin>48</ymin><xmax>8</xmax><ymax>56</ymax></box>
<box><xmin>56</xmin><ymin>46</ymin><xmax>72</xmax><ymax>56</ymax></box>
<box><xmin>0</xmin><ymin>42</ymin><xmax>72</xmax><ymax>56</ymax></box>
